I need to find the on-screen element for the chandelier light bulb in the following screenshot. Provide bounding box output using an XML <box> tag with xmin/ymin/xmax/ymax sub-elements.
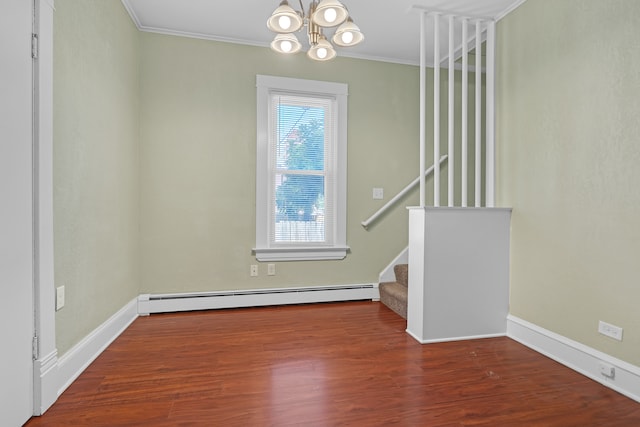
<box><xmin>280</xmin><ymin>40</ymin><xmax>293</xmax><ymax>52</ymax></box>
<box><xmin>340</xmin><ymin>31</ymin><xmax>353</xmax><ymax>44</ymax></box>
<box><xmin>266</xmin><ymin>1</ymin><xmax>303</xmax><ymax>33</ymax></box>
<box><xmin>278</xmin><ymin>15</ymin><xmax>291</xmax><ymax>30</ymax></box>
<box><xmin>307</xmin><ymin>36</ymin><xmax>336</xmax><ymax>61</ymax></box>
<box><xmin>323</xmin><ymin>8</ymin><xmax>337</xmax><ymax>24</ymax></box>
<box><xmin>332</xmin><ymin>17</ymin><xmax>364</xmax><ymax>47</ymax></box>
<box><xmin>271</xmin><ymin>33</ymin><xmax>302</xmax><ymax>54</ymax></box>
<box><xmin>312</xmin><ymin>0</ymin><xmax>348</xmax><ymax>27</ymax></box>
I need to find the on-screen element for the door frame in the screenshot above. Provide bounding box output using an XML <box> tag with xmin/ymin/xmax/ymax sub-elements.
<box><xmin>32</xmin><ymin>0</ymin><xmax>57</xmax><ymax>416</ymax></box>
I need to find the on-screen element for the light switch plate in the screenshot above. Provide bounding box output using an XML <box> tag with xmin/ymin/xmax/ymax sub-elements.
<box><xmin>56</xmin><ymin>286</ymin><xmax>65</xmax><ymax>311</ymax></box>
<box><xmin>373</xmin><ymin>187</ymin><xmax>384</xmax><ymax>200</ymax></box>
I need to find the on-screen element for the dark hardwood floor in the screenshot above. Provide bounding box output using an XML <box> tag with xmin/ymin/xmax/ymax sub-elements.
<box><xmin>25</xmin><ymin>301</ymin><xmax>640</xmax><ymax>426</ymax></box>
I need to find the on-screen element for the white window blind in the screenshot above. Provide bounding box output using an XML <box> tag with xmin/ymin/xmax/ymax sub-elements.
<box><xmin>255</xmin><ymin>75</ymin><xmax>348</xmax><ymax>261</ymax></box>
<box><xmin>269</xmin><ymin>94</ymin><xmax>335</xmax><ymax>245</ymax></box>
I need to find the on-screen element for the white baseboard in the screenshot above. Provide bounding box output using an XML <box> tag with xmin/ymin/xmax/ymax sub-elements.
<box><xmin>33</xmin><ymin>349</ymin><xmax>58</xmax><ymax>415</ymax></box>
<box><xmin>507</xmin><ymin>315</ymin><xmax>640</xmax><ymax>403</ymax></box>
<box><xmin>139</xmin><ymin>283</ymin><xmax>379</xmax><ymax>315</ymax></box>
<box><xmin>49</xmin><ymin>297</ymin><xmax>139</xmax><ymax>400</ymax></box>
<box><xmin>406</xmin><ymin>329</ymin><xmax>506</xmax><ymax>344</ymax></box>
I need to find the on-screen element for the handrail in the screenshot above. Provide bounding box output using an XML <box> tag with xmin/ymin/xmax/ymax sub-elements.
<box><xmin>361</xmin><ymin>155</ymin><xmax>448</xmax><ymax>229</ymax></box>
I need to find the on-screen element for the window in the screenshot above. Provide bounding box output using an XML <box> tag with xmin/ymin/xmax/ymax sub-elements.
<box><xmin>255</xmin><ymin>75</ymin><xmax>348</xmax><ymax>261</ymax></box>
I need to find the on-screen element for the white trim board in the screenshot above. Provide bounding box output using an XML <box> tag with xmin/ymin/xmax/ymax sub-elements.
<box><xmin>406</xmin><ymin>329</ymin><xmax>506</xmax><ymax>345</ymax></box>
<box><xmin>494</xmin><ymin>0</ymin><xmax>528</xmax><ymax>21</ymax></box>
<box><xmin>139</xmin><ymin>284</ymin><xmax>379</xmax><ymax>315</ymax></box>
<box><xmin>507</xmin><ymin>315</ymin><xmax>640</xmax><ymax>403</ymax></box>
<box><xmin>45</xmin><ymin>298</ymin><xmax>139</xmax><ymax>401</ymax></box>
<box><xmin>33</xmin><ymin>0</ymin><xmax>57</xmax><ymax>416</ymax></box>
<box><xmin>33</xmin><ymin>348</ymin><xmax>57</xmax><ymax>416</ymax></box>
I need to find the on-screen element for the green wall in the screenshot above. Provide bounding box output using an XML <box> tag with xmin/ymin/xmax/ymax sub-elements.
<box><xmin>54</xmin><ymin>0</ymin><xmax>140</xmax><ymax>355</ymax></box>
<box><xmin>138</xmin><ymin>33</ymin><xmax>423</xmax><ymax>293</ymax></box>
<box><xmin>497</xmin><ymin>0</ymin><xmax>640</xmax><ymax>365</ymax></box>
<box><xmin>137</xmin><ymin>33</ymin><xmax>482</xmax><ymax>294</ymax></box>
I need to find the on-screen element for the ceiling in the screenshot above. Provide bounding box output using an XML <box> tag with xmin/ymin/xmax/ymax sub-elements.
<box><xmin>121</xmin><ymin>0</ymin><xmax>526</xmax><ymax>65</ymax></box>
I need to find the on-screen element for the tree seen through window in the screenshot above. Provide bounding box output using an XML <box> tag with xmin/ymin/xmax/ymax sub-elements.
<box><xmin>275</xmin><ymin>103</ymin><xmax>326</xmax><ymax>241</ymax></box>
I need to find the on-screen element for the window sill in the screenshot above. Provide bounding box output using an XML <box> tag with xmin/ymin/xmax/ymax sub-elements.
<box><xmin>253</xmin><ymin>246</ymin><xmax>349</xmax><ymax>262</ymax></box>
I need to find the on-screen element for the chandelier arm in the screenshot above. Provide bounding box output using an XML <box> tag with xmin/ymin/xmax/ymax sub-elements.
<box><xmin>298</xmin><ymin>0</ymin><xmax>305</xmax><ymax>17</ymax></box>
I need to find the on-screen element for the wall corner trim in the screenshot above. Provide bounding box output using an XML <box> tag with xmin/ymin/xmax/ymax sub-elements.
<box><xmin>120</xmin><ymin>0</ymin><xmax>142</xmax><ymax>29</ymax></box>
<box><xmin>507</xmin><ymin>314</ymin><xmax>640</xmax><ymax>403</ymax></box>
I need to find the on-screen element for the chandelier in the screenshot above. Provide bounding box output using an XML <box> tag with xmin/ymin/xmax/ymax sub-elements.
<box><xmin>267</xmin><ymin>0</ymin><xmax>364</xmax><ymax>61</ymax></box>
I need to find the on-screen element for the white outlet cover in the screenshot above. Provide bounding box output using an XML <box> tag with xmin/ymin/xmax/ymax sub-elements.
<box><xmin>598</xmin><ymin>320</ymin><xmax>623</xmax><ymax>341</ymax></box>
<box><xmin>598</xmin><ymin>361</ymin><xmax>615</xmax><ymax>378</ymax></box>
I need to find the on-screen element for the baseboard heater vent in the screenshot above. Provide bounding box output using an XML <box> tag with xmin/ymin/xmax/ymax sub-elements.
<box><xmin>138</xmin><ymin>283</ymin><xmax>379</xmax><ymax>315</ymax></box>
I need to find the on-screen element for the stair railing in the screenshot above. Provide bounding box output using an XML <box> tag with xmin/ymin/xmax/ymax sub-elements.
<box><xmin>361</xmin><ymin>155</ymin><xmax>448</xmax><ymax>229</ymax></box>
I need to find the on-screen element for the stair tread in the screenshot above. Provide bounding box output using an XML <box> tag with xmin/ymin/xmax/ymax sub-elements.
<box><xmin>379</xmin><ymin>281</ymin><xmax>407</xmax><ymax>319</ymax></box>
<box><xmin>379</xmin><ymin>280</ymin><xmax>407</xmax><ymax>287</ymax></box>
<box><xmin>379</xmin><ymin>281</ymin><xmax>408</xmax><ymax>301</ymax></box>
<box><xmin>393</xmin><ymin>264</ymin><xmax>408</xmax><ymax>287</ymax></box>
<box><xmin>379</xmin><ymin>263</ymin><xmax>409</xmax><ymax>320</ymax></box>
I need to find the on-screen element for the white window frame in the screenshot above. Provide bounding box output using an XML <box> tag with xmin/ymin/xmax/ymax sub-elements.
<box><xmin>254</xmin><ymin>75</ymin><xmax>349</xmax><ymax>262</ymax></box>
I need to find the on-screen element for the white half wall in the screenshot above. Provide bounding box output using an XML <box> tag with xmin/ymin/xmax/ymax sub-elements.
<box><xmin>407</xmin><ymin>207</ymin><xmax>512</xmax><ymax>343</ymax></box>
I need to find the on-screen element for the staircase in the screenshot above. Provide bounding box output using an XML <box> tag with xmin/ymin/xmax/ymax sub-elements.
<box><xmin>379</xmin><ymin>264</ymin><xmax>408</xmax><ymax>319</ymax></box>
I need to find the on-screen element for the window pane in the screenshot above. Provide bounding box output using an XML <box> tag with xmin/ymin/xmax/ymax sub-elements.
<box><xmin>276</xmin><ymin>103</ymin><xmax>325</xmax><ymax>172</ymax></box>
<box><xmin>275</xmin><ymin>173</ymin><xmax>325</xmax><ymax>242</ymax></box>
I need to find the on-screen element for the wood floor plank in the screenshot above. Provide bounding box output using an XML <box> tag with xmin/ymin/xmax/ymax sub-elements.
<box><xmin>25</xmin><ymin>301</ymin><xmax>640</xmax><ymax>426</ymax></box>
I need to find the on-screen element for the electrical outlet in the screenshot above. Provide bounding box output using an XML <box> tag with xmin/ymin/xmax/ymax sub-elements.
<box><xmin>598</xmin><ymin>361</ymin><xmax>615</xmax><ymax>379</ymax></box>
<box><xmin>267</xmin><ymin>263</ymin><xmax>276</xmax><ymax>276</ymax></box>
<box><xmin>56</xmin><ymin>286</ymin><xmax>65</xmax><ymax>311</ymax></box>
<box><xmin>250</xmin><ymin>265</ymin><xmax>258</xmax><ymax>277</ymax></box>
<box><xmin>598</xmin><ymin>321</ymin><xmax>623</xmax><ymax>341</ymax></box>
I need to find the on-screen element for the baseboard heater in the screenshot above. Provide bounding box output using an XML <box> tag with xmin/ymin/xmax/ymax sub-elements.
<box><xmin>138</xmin><ymin>283</ymin><xmax>379</xmax><ymax>315</ymax></box>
